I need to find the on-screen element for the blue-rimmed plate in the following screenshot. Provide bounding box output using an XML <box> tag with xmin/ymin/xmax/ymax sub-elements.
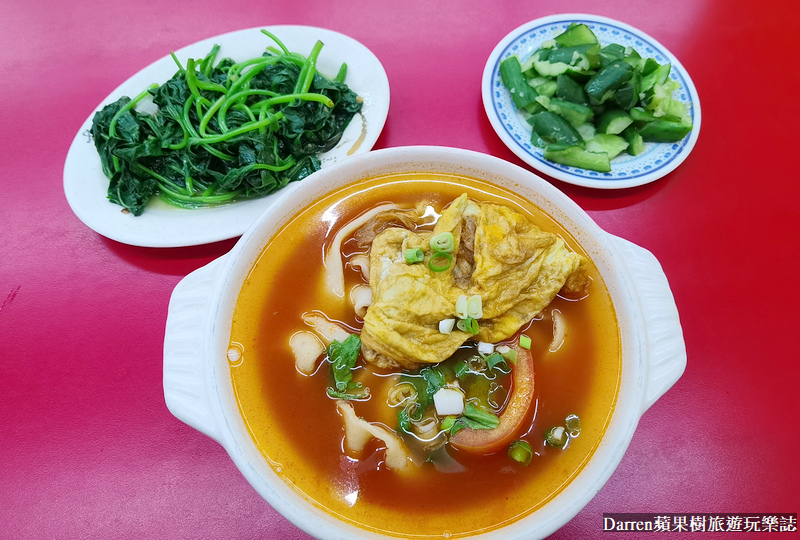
<box><xmin>482</xmin><ymin>14</ymin><xmax>701</xmax><ymax>189</ymax></box>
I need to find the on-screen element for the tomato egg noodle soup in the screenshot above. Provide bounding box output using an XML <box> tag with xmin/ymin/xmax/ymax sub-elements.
<box><xmin>229</xmin><ymin>172</ymin><xmax>621</xmax><ymax>537</ymax></box>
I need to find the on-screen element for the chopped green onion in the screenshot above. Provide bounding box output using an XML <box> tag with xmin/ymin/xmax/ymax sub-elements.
<box><xmin>453</xmin><ymin>359</ymin><xmax>469</xmax><ymax>379</ymax></box>
<box><xmin>508</xmin><ymin>440</ymin><xmax>534</xmax><ymax>466</ymax></box>
<box><xmin>497</xmin><ymin>345</ymin><xmax>518</xmax><ymax>364</ymax></box>
<box><xmin>405</xmin><ymin>247</ymin><xmax>424</xmax><ymax>264</ymax></box>
<box><xmin>486</xmin><ymin>352</ymin><xmax>508</xmax><ymax>371</ymax></box>
<box><xmin>545</xmin><ymin>426</ymin><xmax>568</xmax><ymax>448</ymax></box>
<box><xmin>428</xmin><ymin>251</ymin><xmax>453</xmax><ymax>272</ymax></box>
<box><xmin>519</xmin><ymin>335</ymin><xmax>532</xmax><ymax>349</ymax></box>
<box><xmin>420</xmin><ymin>367</ymin><xmax>446</xmax><ymax>402</ymax></box>
<box><xmin>429</xmin><ymin>231</ymin><xmax>455</xmax><ymax>253</ymax></box>
<box><xmin>466</xmin><ymin>295</ymin><xmax>483</xmax><ymax>319</ymax></box>
<box><xmin>565</xmin><ymin>414</ymin><xmax>582</xmax><ymax>438</ymax></box>
<box><xmin>455</xmin><ymin>295</ymin><xmax>468</xmax><ymax>318</ymax></box>
<box><xmin>439</xmin><ymin>318</ymin><xmax>456</xmax><ymax>334</ymax></box>
<box><xmin>441</xmin><ymin>415</ymin><xmax>461</xmax><ymax>434</ymax></box>
<box><xmin>456</xmin><ymin>317</ymin><xmax>479</xmax><ymax>335</ymax></box>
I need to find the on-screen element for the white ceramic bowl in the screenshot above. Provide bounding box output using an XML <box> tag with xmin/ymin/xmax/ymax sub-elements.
<box><xmin>163</xmin><ymin>146</ymin><xmax>686</xmax><ymax>539</ymax></box>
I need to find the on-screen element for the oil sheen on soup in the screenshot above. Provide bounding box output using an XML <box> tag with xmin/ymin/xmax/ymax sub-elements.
<box><xmin>229</xmin><ymin>172</ymin><xmax>621</xmax><ymax>537</ymax></box>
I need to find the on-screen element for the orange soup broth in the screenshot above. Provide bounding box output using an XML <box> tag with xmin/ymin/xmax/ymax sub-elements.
<box><xmin>229</xmin><ymin>172</ymin><xmax>621</xmax><ymax>537</ymax></box>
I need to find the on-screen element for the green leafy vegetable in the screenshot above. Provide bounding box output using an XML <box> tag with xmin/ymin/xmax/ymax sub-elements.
<box><xmin>420</xmin><ymin>366</ymin><xmax>446</xmax><ymax>403</ymax></box>
<box><xmin>444</xmin><ymin>402</ymin><xmax>500</xmax><ymax>436</ymax></box>
<box><xmin>327</xmin><ymin>334</ymin><xmax>362</xmax><ymax>392</ymax></box>
<box><xmin>397</xmin><ymin>401</ymin><xmax>424</xmax><ymax>434</ymax></box>
<box><xmin>326</xmin><ymin>384</ymin><xmax>369</xmax><ymax>401</ymax></box>
<box><xmin>91</xmin><ymin>30</ymin><xmax>363</xmax><ymax>215</ymax></box>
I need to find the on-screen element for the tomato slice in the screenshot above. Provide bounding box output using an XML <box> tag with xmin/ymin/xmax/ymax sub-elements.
<box><xmin>449</xmin><ymin>344</ymin><xmax>535</xmax><ymax>454</ymax></box>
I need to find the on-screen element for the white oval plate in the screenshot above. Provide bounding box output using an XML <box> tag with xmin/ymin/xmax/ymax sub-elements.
<box><xmin>64</xmin><ymin>25</ymin><xmax>390</xmax><ymax>247</ymax></box>
<box><xmin>482</xmin><ymin>14</ymin><xmax>701</xmax><ymax>189</ymax></box>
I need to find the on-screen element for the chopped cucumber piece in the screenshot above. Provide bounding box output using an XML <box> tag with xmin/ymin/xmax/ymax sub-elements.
<box><xmin>585</xmin><ymin>60</ymin><xmax>633</xmax><ymax>104</ymax></box>
<box><xmin>622</xmin><ymin>126</ymin><xmax>645</xmax><ymax>156</ymax></box>
<box><xmin>533</xmin><ymin>58</ymin><xmax>572</xmax><ymax>77</ymax></box>
<box><xmin>585</xmin><ymin>134</ymin><xmax>629</xmax><ymax>159</ymax></box>
<box><xmin>638</xmin><ymin>120</ymin><xmax>693</xmax><ymax>142</ymax></box>
<box><xmin>599</xmin><ymin>43</ymin><xmax>626</xmax><ymax>67</ymax></box>
<box><xmin>530</xmin><ymin>111</ymin><xmax>583</xmax><ymax>147</ymax></box>
<box><xmin>500</xmin><ymin>56</ymin><xmax>538</xmax><ymax>109</ymax></box>
<box><xmin>497</xmin><ymin>24</ymin><xmax>693</xmax><ymax>173</ymax></box>
<box><xmin>640</xmin><ymin>62</ymin><xmax>671</xmax><ymax>93</ymax></box>
<box><xmin>528</xmin><ymin>76</ymin><xmax>558</xmax><ymax>98</ymax></box>
<box><xmin>546</xmin><ymin>98</ymin><xmax>594</xmax><ymax>127</ymax></box>
<box><xmin>556</xmin><ymin>73</ymin><xmax>589</xmax><ymax>105</ymax></box>
<box><xmin>630</xmin><ymin>106</ymin><xmax>658</xmax><ymax>122</ymax></box>
<box><xmin>597</xmin><ymin>109</ymin><xmax>633</xmax><ymax>135</ymax></box>
<box><xmin>543</xmin><ymin>144</ymin><xmax>611</xmax><ymax>172</ymax></box>
<box><xmin>554</xmin><ymin>23</ymin><xmax>599</xmax><ymax>47</ymax></box>
<box><xmin>576</xmin><ymin>122</ymin><xmax>596</xmax><ymax>141</ymax></box>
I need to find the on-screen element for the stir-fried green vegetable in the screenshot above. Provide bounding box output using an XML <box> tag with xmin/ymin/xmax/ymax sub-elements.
<box><xmin>91</xmin><ymin>30</ymin><xmax>363</xmax><ymax>215</ymax></box>
<box><xmin>499</xmin><ymin>23</ymin><xmax>693</xmax><ymax>172</ymax></box>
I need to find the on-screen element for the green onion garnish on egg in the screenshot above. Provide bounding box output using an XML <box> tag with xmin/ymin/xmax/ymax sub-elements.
<box><xmin>428</xmin><ymin>251</ymin><xmax>453</xmax><ymax>272</ymax></box>
<box><xmin>429</xmin><ymin>231</ymin><xmax>455</xmax><ymax>253</ymax></box>
<box><xmin>405</xmin><ymin>247</ymin><xmax>424</xmax><ymax>264</ymax></box>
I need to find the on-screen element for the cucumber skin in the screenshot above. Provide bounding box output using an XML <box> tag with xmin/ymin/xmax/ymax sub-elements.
<box><xmin>638</xmin><ymin>120</ymin><xmax>693</xmax><ymax>142</ymax></box>
<box><xmin>543</xmin><ymin>145</ymin><xmax>611</xmax><ymax>173</ymax></box>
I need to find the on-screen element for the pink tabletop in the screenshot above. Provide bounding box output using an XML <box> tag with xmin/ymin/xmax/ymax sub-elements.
<box><xmin>2</xmin><ymin>0</ymin><xmax>798</xmax><ymax>538</ymax></box>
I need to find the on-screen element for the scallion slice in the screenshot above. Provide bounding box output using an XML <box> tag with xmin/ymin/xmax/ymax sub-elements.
<box><xmin>519</xmin><ymin>335</ymin><xmax>532</xmax><ymax>349</ymax></box>
<box><xmin>441</xmin><ymin>415</ymin><xmax>458</xmax><ymax>432</ymax></box>
<box><xmin>456</xmin><ymin>316</ymin><xmax>480</xmax><ymax>335</ymax></box>
<box><xmin>453</xmin><ymin>359</ymin><xmax>469</xmax><ymax>379</ymax></box>
<box><xmin>428</xmin><ymin>251</ymin><xmax>453</xmax><ymax>272</ymax></box>
<box><xmin>565</xmin><ymin>414</ymin><xmax>582</xmax><ymax>438</ymax></box>
<box><xmin>429</xmin><ymin>231</ymin><xmax>455</xmax><ymax>253</ymax></box>
<box><xmin>405</xmin><ymin>247</ymin><xmax>424</xmax><ymax>264</ymax></box>
<box><xmin>466</xmin><ymin>295</ymin><xmax>483</xmax><ymax>319</ymax></box>
<box><xmin>439</xmin><ymin>318</ymin><xmax>456</xmax><ymax>334</ymax></box>
<box><xmin>497</xmin><ymin>345</ymin><xmax>518</xmax><ymax>364</ymax></box>
<box><xmin>455</xmin><ymin>295</ymin><xmax>468</xmax><ymax>319</ymax></box>
<box><xmin>486</xmin><ymin>352</ymin><xmax>508</xmax><ymax>371</ymax></box>
<box><xmin>545</xmin><ymin>426</ymin><xmax>568</xmax><ymax>448</ymax></box>
<box><xmin>508</xmin><ymin>440</ymin><xmax>534</xmax><ymax>466</ymax></box>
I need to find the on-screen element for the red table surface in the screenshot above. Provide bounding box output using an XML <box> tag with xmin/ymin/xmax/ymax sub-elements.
<box><xmin>2</xmin><ymin>0</ymin><xmax>798</xmax><ymax>538</ymax></box>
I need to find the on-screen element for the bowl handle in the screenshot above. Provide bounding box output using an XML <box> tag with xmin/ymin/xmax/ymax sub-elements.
<box><xmin>608</xmin><ymin>235</ymin><xmax>687</xmax><ymax>414</ymax></box>
<box><xmin>163</xmin><ymin>255</ymin><xmax>227</xmax><ymax>443</ymax></box>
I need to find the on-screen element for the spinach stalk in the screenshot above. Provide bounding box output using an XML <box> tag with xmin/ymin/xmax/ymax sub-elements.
<box><xmin>90</xmin><ymin>29</ymin><xmax>362</xmax><ymax>215</ymax></box>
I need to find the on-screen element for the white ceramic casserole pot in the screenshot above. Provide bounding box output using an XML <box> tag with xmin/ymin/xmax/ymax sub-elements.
<box><xmin>163</xmin><ymin>146</ymin><xmax>686</xmax><ymax>539</ymax></box>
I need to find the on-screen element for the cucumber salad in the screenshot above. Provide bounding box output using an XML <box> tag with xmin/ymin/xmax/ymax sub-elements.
<box><xmin>499</xmin><ymin>23</ymin><xmax>693</xmax><ymax>173</ymax></box>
